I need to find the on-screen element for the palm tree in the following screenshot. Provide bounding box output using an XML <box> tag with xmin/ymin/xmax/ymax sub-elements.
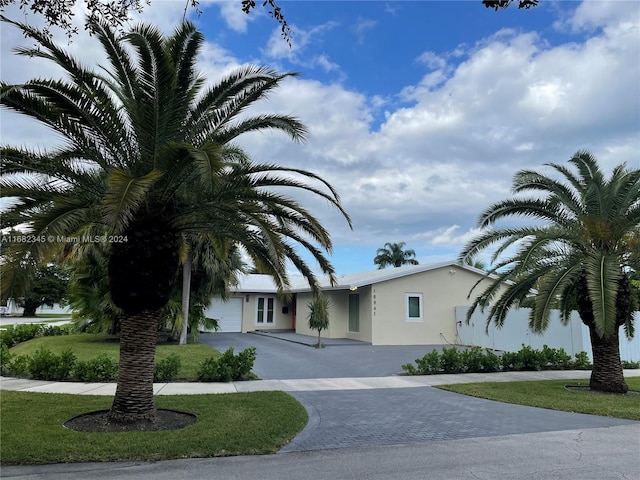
<box><xmin>1</xmin><ymin>18</ymin><xmax>350</xmax><ymax>426</ymax></box>
<box><xmin>373</xmin><ymin>242</ymin><xmax>419</xmax><ymax>269</ymax></box>
<box><xmin>307</xmin><ymin>293</ymin><xmax>331</xmax><ymax>348</ymax></box>
<box><xmin>175</xmin><ymin>236</ymin><xmax>245</xmax><ymax>343</ymax></box>
<box><xmin>460</xmin><ymin>151</ymin><xmax>639</xmax><ymax>393</ymax></box>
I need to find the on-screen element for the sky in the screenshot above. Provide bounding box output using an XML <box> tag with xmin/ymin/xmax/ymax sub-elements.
<box><xmin>1</xmin><ymin>0</ymin><xmax>639</xmax><ymax>275</ymax></box>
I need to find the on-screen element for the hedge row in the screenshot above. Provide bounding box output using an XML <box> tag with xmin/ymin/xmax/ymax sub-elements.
<box><xmin>401</xmin><ymin>344</ymin><xmax>597</xmax><ymax>375</ymax></box>
<box><xmin>0</xmin><ymin>323</ymin><xmax>72</xmax><ymax>349</ymax></box>
<box><xmin>1</xmin><ymin>346</ymin><xmax>257</xmax><ymax>383</ymax></box>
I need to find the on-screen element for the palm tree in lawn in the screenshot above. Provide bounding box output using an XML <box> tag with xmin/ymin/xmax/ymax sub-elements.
<box><xmin>1</xmin><ymin>18</ymin><xmax>350</xmax><ymax>426</ymax></box>
<box><xmin>374</xmin><ymin>242</ymin><xmax>419</xmax><ymax>269</ymax></box>
<box><xmin>460</xmin><ymin>151</ymin><xmax>639</xmax><ymax>393</ymax></box>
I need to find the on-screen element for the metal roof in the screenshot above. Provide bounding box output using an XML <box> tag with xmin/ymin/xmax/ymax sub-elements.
<box><xmin>231</xmin><ymin>260</ymin><xmax>489</xmax><ymax>294</ymax></box>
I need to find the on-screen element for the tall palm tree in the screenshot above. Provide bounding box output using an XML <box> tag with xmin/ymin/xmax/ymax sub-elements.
<box><xmin>460</xmin><ymin>151</ymin><xmax>639</xmax><ymax>393</ymax></box>
<box><xmin>1</xmin><ymin>18</ymin><xmax>350</xmax><ymax>425</ymax></box>
<box><xmin>373</xmin><ymin>242</ymin><xmax>419</xmax><ymax>269</ymax></box>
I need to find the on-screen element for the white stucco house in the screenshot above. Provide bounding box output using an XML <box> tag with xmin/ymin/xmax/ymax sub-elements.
<box><xmin>203</xmin><ymin>261</ymin><xmax>499</xmax><ymax>345</ymax></box>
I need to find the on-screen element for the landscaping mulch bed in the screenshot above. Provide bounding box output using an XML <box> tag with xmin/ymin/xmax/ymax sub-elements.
<box><xmin>63</xmin><ymin>409</ymin><xmax>197</xmax><ymax>432</ymax></box>
<box><xmin>564</xmin><ymin>385</ymin><xmax>640</xmax><ymax>397</ymax></box>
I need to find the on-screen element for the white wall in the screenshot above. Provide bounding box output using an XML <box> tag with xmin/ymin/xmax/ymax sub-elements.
<box><xmin>456</xmin><ymin>307</ymin><xmax>640</xmax><ymax>362</ymax></box>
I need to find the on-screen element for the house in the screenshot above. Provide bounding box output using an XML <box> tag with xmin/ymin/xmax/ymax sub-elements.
<box><xmin>203</xmin><ymin>261</ymin><xmax>500</xmax><ymax>345</ymax></box>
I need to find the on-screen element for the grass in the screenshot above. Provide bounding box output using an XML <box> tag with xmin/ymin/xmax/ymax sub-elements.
<box><xmin>9</xmin><ymin>334</ymin><xmax>221</xmax><ymax>380</ymax></box>
<box><xmin>436</xmin><ymin>377</ymin><xmax>640</xmax><ymax>420</ymax></box>
<box><xmin>0</xmin><ymin>390</ymin><xmax>307</xmax><ymax>465</ymax></box>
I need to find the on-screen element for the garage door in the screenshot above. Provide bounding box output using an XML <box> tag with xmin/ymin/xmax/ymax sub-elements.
<box><xmin>202</xmin><ymin>297</ymin><xmax>243</xmax><ymax>332</ymax></box>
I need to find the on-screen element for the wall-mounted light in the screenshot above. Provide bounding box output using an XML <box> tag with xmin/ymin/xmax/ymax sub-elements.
<box><xmin>349</xmin><ymin>286</ymin><xmax>358</xmax><ymax>291</ymax></box>
<box><xmin>245</xmin><ymin>294</ymin><xmax>250</xmax><ymax>302</ymax></box>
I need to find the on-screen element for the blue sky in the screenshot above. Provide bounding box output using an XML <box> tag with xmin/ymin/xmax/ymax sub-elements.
<box><xmin>1</xmin><ymin>1</ymin><xmax>639</xmax><ymax>275</ymax></box>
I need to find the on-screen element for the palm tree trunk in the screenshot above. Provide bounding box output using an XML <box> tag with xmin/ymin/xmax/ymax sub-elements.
<box><xmin>576</xmin><ymin>270</ymin><xmax>629</xmax><ymax>394</ymax></box>
<box><xmin>108</xmin><ymin>309</ymin><xmax>159</xmax><ymax>424</ymax></box>
<box><xmin>587</xmin><ymin>324</ymin><xmax>628</xmax><ymax>393</ymax></box>
<box><xmin>179</xmin><ymin>246</ymin><xmax>192</xmax><ymax>345</ymax></box>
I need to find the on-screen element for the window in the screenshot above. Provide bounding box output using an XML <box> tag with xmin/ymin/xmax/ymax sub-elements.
<box><xmin>256</xmin><ymin>297</ymin><xmax>275</xmax><ymax>324</ymax></box>
<box><xmin>348</xmin><ymin>294</ymin><xmax>360</xmax><ymax>332</ymax></box>
<box><xmin>405</xmin><ymin>293</ymin><xmax>423</xmax><ymax>322</ymax></box>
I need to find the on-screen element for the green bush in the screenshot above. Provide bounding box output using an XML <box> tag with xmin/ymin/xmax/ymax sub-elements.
<box><xmin>500</xmin><ymin>351</ymin><xmax>523</xmax><ymax>371</ymax></box>
<box><xmin>440</xmin><ymin>347</ymin><xmax>463</xmax><ymax>373</ymax></box>
<box><xmin>572</xmin><ymin>351</ymin><xmax>592</xmax><ymax>370</ymax></box>
<box><xmin>28</xmin><ymin>348</ymin><xmax>76</xmax><ymax>381</ymax></box>
<box><xmin>0</xmin><ymin>343</ymin><xmax>12</xmax><ymax>374</ymax></box>
<box><xmin>40</xmin><ymin>324</ymin><xmax>73</xmax><ymax>337</ymax></box>
<box><xmin>0</xmin><ymin>324</ymin><xmax>43</xmax><ymax>348</ymax></box>
<box><xmin>6</xmin><ymin>355</ymin><xmax>30</xmax><ymax>377</ymax></box>
<box><xmin>154</xmin><ymin>353</ymin><xmax>181</xmax><ymax>382</ymax></box>
<box><xmin>197</xmin><ymin>347</ymin><xmax>256</xmax><ymax>382</ymax></box>
<box><xmin>517</xmin><ymin>344</ymin><xmax>547</xmax><ymax>371</ymax></box>
<box><xmin>73</xmin><ymin>354</ymin><xmax>118</xmax><ymax>382</ymax></box>
<box><xmin>415</xmin><ymin>349</ymin><xmax>441</xmax><ymax>374</ymax></box>
<box><xmin>401</xmin><ymin>362</ymin><xmax>418</xmax><ymax>375</ymax></box>
<box><xmin>622</xmin><ymin>360</ymin><xmax>640</xmax><ymax>369</ymax></box>
<box><xmin>460</xmin><ymin>346</ymin><xmax>485</xmax><ymax>373</ymax></box>
<box><xmin>481</xmin><ymin>349</ymin><xmax>501</xmax><ymax>372</ymax></box>
<box><xmin>541</xmin><ymin>345</ymin><xmax>573</xmax><ymax>370</ymax></box>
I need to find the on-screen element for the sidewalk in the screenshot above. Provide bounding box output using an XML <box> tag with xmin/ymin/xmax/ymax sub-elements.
<box><xmin>2</xmin><ymin>369</ymin><xmax>639</xmax><ymax>396</ymax></box>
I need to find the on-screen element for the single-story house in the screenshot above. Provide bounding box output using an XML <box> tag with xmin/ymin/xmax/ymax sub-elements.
<box><xmin>203</xmin><ymin>261</ymin><xmax>500</xmax><ymax>345</ymax></box>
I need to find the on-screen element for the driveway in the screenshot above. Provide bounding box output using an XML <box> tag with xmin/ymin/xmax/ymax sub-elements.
<box><xmin>198</xmin><ymin>332</ymin><xmax>452</xmax><ymax>379</ymax></box>
<box><xmin>199</xmin><ymin>332</ymin><xmax>637</xmax><ymax>453</ymax></box>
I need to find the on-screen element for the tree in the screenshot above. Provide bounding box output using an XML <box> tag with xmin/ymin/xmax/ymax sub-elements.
<box><xmin>460</xmin><ymin>151</ymin><xmax>639</xmax><ymax>394</ymax></box>
<box><xmin>0</xmin><ymin>0</ymin><xmax>290</xmax><ymax>41</ymax></box>
<box><xmin>0</xmin><ymin>0</ymin><xmax>537</xmax><ymax>42</ymax></box>
<box><xmin>175</xmin><ymin>237</ymin><xmax>245</xmax><ymax>343</ymax></box>
<box><xmin>17</xmin><ymin>264</ymin><xmax>69</xmax><ymax>316</ymax></box>
<box><xmin>1</xmin><ymin>18</ymin><xmax>350</xmax><ymax>427</ymax></box>
<box><xmin>307</xmin><ymin>294</ymin><xmax>331</xmax><ymax>348</ymax></box>
<box><xmin>482</xmin><ymin>1</ymin><xmax>539</xmax><ymax>11</ymax></box>
<box><xmin>374</xmin><ymin>242</ymin><xmax>419</xmax><ymax>269</ymax></box>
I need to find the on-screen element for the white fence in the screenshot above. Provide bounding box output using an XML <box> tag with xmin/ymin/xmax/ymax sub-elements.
<box><xmin>455</xmin><ymin>306</ymin><xmax>640</xmax><ymax>362</ymax></box>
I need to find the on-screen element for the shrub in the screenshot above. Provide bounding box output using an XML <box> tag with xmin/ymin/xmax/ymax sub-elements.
<box><xmin>572</xmin><ymin>351</ymin><xmax>592</xmax><ymax>370</ymax></box>
<box><xmin>440</xmin><ymin>347</ymin><xmax>463</xmax><ymax>373</ymax></box>
<box><xmin>480</xmin><ymin>349</ymin><xmax>501</xmax><ymax>372</ymax></box>
<box><xmin>401</xmin><ymin>362</ymin><xmax>418</xmax><ymax>375</ymax></box>
<box><xmin>0</xmin><ymin>343</ymin><xmax>12</xmax><ymax>374</ymax></box>
<box><xmin>460</xmin><ymin>346</ymin><xmax>485</xmax><ymax>373</ymax></box>
<box><xmin>197</xmin><ymin>347</ymin><xmax>257</xmax><ymax>382</ymax></box>
<box><xmin>0</xmin><ymin>324</ymin><xmax>43</xmax><ymax>348</ymax></box>
<box><xmin>73</xmin><ymin>354</ymin><xmax>118</xmax><ymax>382</ymax></box>
<box><xmin>154</xmin><ymin>353</ymin><xmax>181</xmax><ymax>382</ymax></box>
<box><xmin>500</xmin><ymin>351</ymin><xmax>523</xmax><ymax>371</ymax></box>
<box><xmin>541</xmin><ymin>345</ymin><xmax>572</xmax><ymax>370</ymax></box>
<box><xmin>28</xmin><ymin>348</ymin><xmax>76</xmax><ymax>380</ymax></box>
<box><xmin>622</xmin><ymin>360</ymin><xmax>640</xmax><ymax>369</ymax></box>
<box><xmin>415</xmin><ymin>349</ymin><xmax>441</xmax><ymax>375</ymax></box>
<box><xmin>516</xmin><ymin>344</ymin><xmax>547</xmax><ymax>371</ymax></box>
<box><xmin>6</xmin><ymin>355</ymin><xmax>30</xmax><ymax>377</ymax></box>
<box><xmin>40</xmin><ymin>324</ymin><xmax>73</xmax><ymax>337</ymax></box>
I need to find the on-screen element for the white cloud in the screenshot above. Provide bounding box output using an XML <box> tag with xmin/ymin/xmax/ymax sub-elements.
<box><xmin>1</xmin><ymin>1</ymin><xmax>638</xmax><ymax>269</ymax></box>
<box><xmin>351</xmin><ymin>17</ymin><xmax>377</xmax><ymax>44</ymax></box>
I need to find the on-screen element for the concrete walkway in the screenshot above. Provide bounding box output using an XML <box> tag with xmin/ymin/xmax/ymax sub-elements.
<box><xmin>2</xmin><ymin>369</ymin><xmax>639</xmax><ymax>396</ymax></box>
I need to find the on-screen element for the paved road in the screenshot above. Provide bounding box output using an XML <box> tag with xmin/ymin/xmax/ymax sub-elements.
<box><xmin>3</xmin><ymin>425</ymin><xmax>639</xmax><ymax>480</ymax></box>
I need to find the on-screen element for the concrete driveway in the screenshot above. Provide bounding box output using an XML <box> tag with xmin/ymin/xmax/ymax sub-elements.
<box><xmin>198</xmin><ymin>332</ymin><xmax>453</xmax><ymax>379</ymax></box>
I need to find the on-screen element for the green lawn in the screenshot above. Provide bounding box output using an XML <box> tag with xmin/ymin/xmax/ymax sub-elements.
<box><xmin>9</xmin><ymin>334</ymin><xmax>220</xmax><ymax>380</ymax></box>
<box><xmin>436</xmin><ymin>377</ymin><xmax>640</xmax><ymax>420</ymax></box>
<box><xmin>0</xmin><ymin>390</ymin><xmax>307</xmax><ymax>465</ymax></box>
